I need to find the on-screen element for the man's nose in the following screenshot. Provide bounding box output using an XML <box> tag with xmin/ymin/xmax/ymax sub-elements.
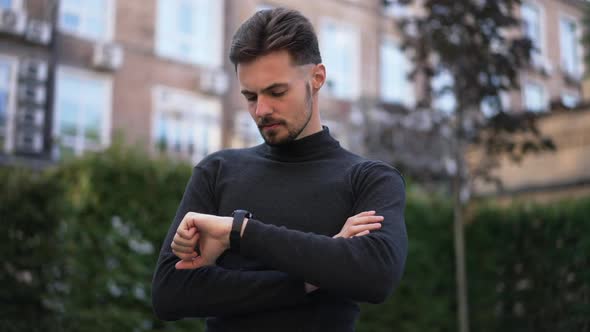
<box><xmin>255</xmin><ymin>96</ymin><xmax>273</xmax><ymax>117</ymax></box>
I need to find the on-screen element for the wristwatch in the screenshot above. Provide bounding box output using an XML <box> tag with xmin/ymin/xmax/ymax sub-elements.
<box><xmin>230</xmin><ymin>209</ymin><xmax>252</xmax><ymax>252</ymax></box>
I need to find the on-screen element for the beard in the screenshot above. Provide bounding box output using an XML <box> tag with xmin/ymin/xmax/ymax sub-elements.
<box><xmin>258</xmin><ymin>82</ymin><xmax>314</xmax><ymax>146</ymax></box>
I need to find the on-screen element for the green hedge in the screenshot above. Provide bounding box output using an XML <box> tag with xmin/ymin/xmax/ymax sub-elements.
<box><xmin>0</xmin><ymin>165</ymin><xmax>64</xmax><ymax>332</ymax></box>
<box><xmin>0</xmin><ymin>145</ymin><xmax>202</xmax><ymax>332</ymax></box>
<box><xmin>357</xmin><ymin>192</ymin><xmax>456</xmax><ymax>332</ymax></box>
<box><xmin>1</xmin><ymin>145</ymin><xmax>588</xmax><ymax>331</ymax></box>
<box><xmin>467</xmin><ymin>198</ymin><xmax>590</xmax><ymax>332</ymax></box>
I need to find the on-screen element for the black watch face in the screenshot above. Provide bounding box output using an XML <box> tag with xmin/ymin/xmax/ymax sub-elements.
<box><xmin>232</xmin><ymin>209</ymin><xmax>251</xmax><ymax>218</ymax></box>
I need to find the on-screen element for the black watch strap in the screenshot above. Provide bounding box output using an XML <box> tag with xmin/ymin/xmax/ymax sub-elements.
<box><xmin>230</xmin><ymin>210</ymin><xmax>252</xmax><ymax>252</ymax></box>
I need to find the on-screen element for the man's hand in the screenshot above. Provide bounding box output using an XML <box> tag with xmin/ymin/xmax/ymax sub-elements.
<box><xmin>305</xmin><ymin>210</ymin><xmax>383</xmax><ymax>293</ymax></box>
<box><xmin>333</xmin><ymin>210</ymin><xmax>383</xmax><ymax>239</ymax></box>
<box><xmin>171</xmin><ymin>212</ymin><xmax>233</xmax><ymax>270</ymax></box>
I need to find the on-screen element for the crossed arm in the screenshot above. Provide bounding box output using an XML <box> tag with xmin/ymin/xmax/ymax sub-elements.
<box><xmin>171</xmin><ymin>210</ymin><xmax>384</xmax><ymax>292</ymax></box>
<box><xmin>152</xmin><ymin>163</ymin><xmax>407</xmax><ymax>321</ymax></box>
<box><xmin>153</xmin><ymin>211</ymin><xmax>382</xmax><ymax>320</ymax></box>
<box><xmin>171</xmin><ymin>211</ymin><xmax>383</xmax><ymax>268</ymax></box>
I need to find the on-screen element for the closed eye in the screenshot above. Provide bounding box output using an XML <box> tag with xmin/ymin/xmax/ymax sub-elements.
<box><xmin>270</xmin><ymin>91</ymin><xmax>286</xmax><ymax>98</ymax></box>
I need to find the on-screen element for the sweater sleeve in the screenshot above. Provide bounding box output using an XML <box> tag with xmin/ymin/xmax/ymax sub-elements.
<box><xmin>239</xmin><ymin>161</ymin><xmax>408</xmax><ymax>304</ymax></box>
<box><xmin>151</xmin><ymin>164</ymin><xmax>309</xmax><ymax>321</ymax></box>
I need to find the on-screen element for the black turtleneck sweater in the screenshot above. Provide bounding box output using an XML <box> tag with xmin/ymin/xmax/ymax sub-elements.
<box><xmin>152</xmin><ymin>127</ymin><xmax>407</xmax><ymax>332</ymax></box>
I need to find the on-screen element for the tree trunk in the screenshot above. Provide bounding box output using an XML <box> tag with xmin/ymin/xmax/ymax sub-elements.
<box><xmin>453</xmin><ymin>106</ymin><xmax>470</xmax><ymax>332</ymax></box>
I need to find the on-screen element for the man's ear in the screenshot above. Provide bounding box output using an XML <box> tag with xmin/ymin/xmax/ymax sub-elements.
<box><xmin>310</xmin><ymin>64</ymin><xmax>326</xmax><ymax>93</ymax></box>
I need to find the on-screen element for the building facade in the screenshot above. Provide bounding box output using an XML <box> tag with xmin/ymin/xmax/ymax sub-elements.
<box><xmin>0</xmin><ymin>0</ymin><xmax>586</xmax><ymax>172</ymax></box>
<box><xmin>1</xmin><ymin>0</ymin><xmax>228</xmax><ymax>168</ymax></box>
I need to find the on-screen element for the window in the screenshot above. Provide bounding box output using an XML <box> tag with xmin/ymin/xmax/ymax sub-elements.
<box><xmin>560</xmin><ymin>17</ymin><xmax>581</xmax><ymax>78</ymax></box>
<box><xmin>320</xmin><ymin>18</ymin><xmax>360</xmax><ymax>100</ymax></box>
<box><xmin>521</xmin><ymin>2</ymin><xmax>544</xmax><ymax>56</ymax></box>
<box><xmin>382</xmin><ymin>0</ymin><xmax>410</xmax><ymax>18</ymax></box>
<box><xmin>523</xmin><ymin>82</ymin><xmax>547</xmax><ymax>112</ymax></box>
<box><xmin>233</xmin><ymin>111</ymin><xmax>262</xmax><ymax>148</ymax></box>
<box><xmin>561</xmin><ymin>91</ymin><xmax>579</xmax><ymax>108</ymax></box>
<box><xmin>0</xmin><ymin>55</ymin><xmax>17</xmax><ymax>153</ymax></box>
<box><xmin>481</xmin><ymin>92</ymin><xmax>511</xmax><ymax>117</ymax></box>
<box><xmin>0</xmin><ymin>0</ymin><xmax>22</xmax><ymax>9</ymax></box>
<box><xmin>58</xmin><ymin>0</ymin><xmax>115</xmax><ymax>41</ymax></box>
<box><xmin>432</xmin><ymin>69</ymin><xmax>456</xmax><ymax>113</ymax></box>
<box><xmin>380</xmin><ymin>39</ymin><xmax>414</xmax><ymax>107</ymax></box>
<box><xmin>152</xmin><ymin>86</ymin><xmax>221</xmax><ymax>164</ymax></box>
<box><xmin>256</xmin><ymin>4</ymin><xmax>274</xmax><ymax>12</ymax></box>
<box><xmin>156</xmin><ymin>0</ymin><xmax>224</xmax><ymax>68</ymax></box>
<box><xmin>53</xmin><ymin>67</ymin><xmax>112</xmax><ymax>158</ymax></box>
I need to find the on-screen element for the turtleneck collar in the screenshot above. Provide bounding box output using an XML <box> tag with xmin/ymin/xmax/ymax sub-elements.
<box><xmin>258</xmin><ymin>126</ymin><xmax>341</xmax><ymax>162</ymax></box>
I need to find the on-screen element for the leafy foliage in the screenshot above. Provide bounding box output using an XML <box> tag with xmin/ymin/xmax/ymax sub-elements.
<box><xmin>369</xmin><ymin>0</ymin><xmax>555</xmax><ymax>185</ymax></box>
<box><xmin>1</xmin><ymin>146</ymin><xmax>588</xmax><ymax>331</ymax></box>
<box><xmin>467</xmin><ymin>198</ymin><xmax>590</xmax><ymax>332</ymax></box>
<box><xmin>357</xmin><ymin>192</ymin><xmax>456</xmax><ymax>332</ymax></box>
<box><xmin>0</xmin><ymin>166</ymin><xmax>63</xmax><ymax>332</ymax></box>
<box><xmin>0</xmin><ymin>144</ymin><xmax>202</xmax><ymax>331</ymax></box>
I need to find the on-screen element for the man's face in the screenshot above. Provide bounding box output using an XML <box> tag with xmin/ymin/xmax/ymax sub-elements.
<box><xmin>237</xmin><ymin>51</ymin><xmax>315</xmax><ymax>146</ymax></box>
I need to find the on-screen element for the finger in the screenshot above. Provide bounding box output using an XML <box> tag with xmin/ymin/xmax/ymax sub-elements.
<box><xmin>351</xmin><ymin>223</ymin><xmax>382</xmax><ymax>233</ymax></box>
<box><xmin>171</xmin><ymin>246</ymin><xmax>195</xmax><ymax>255</ymax></box>
<box><xmin>172</xmin><ymin>249</ymin><xmax>198</xmax><ymax>260</ymax></box>
<box><xmin>172</xmin><ymin>233</ymin><xmax>196</xmax><ymax>247</ymax></box>
<box><xmin>171</xmin><ymin>240</ymin><xmax>197</xmax><ymax>253</ymax></box>
<box><xmin>181</xmin><ymin>213</ymin><xmax>198</xmax><ymax>230</ymax></box>
<box><xmin>171</xmin><ymin>242</ymin><xmax>196</xmax><ymax>254</ymax></box>
<box><xmin>351</xmin><ymin>215</ymin><xmax>384</xmax><ymax>225</ymax></box>
<box><xmin>175</xmin><ymin>256</ymin><xmax>206</xmax><ymax>270</ymax></box>
<box><xmin>177</xmin><ymin>225</ymin><xmax>198</xmax><ymax>240</ymax></box>
<box><xmin>353</xmin><ymin>230</ymin><xmax>370</xmax><ymax>237</ymax></box>
<box><xmin>351</xmin><ymin>210</ymin><xmax>376</xmax><ymax>218</ymax></box>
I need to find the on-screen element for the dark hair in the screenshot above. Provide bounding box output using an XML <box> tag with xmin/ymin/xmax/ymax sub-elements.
<box><xmin>229</xmin><ymin>8</ymin><xmax>322</xmax><ymax>70</ymax></box>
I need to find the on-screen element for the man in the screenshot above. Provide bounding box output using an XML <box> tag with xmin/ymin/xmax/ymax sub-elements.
<box><xmin>152</xmin><ymin>7</ymin><xmax>407</xmax><ymax>332</ymax></box>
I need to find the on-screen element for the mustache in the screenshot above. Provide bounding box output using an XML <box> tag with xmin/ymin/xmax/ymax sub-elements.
<box><xmin>257</xmin><ymin>117</ymin><xmax>285</xmax><ymax>127</ymax></box>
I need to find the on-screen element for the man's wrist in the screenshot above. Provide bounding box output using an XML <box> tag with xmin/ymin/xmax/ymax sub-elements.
<box><xmin>222</xmin><ymin>216</ymin><xmax>233</xmax><ymax>249</ymax></box>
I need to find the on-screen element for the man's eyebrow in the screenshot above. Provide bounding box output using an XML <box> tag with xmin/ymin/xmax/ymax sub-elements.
<box><xmin>241</xmin><ymin>83</ymin><xmax>290</xmax><ymax>95</ymax></box>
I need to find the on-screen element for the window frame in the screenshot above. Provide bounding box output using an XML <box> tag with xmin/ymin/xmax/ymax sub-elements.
<box><xmin>380</xmin><ymin>36</ymin><xmax>415</xmax><ymax>107</ymax></box>
<box><xmin>0</xmin><ymin>0</ymin><xmax>23</xmax><ymax>10</ymax></box>
<box><xmin>151</xmin><ymin>85</ymin><xmax>222</xmax><ymax>164</ymax></box>
<box><xmin>255</xmin><ymin>4</ymin><xmax>274</xmax><ymax>12</ymax></box>
<box><xmin>558</xmin><ymin>12</ymin><xmax>583</xmax><ymax>79</ymax></box>
<box><xmin>154</xmin><ymin>0</ymin><xmax>224</xmax><ymax>68</ymax></box>
<box><xmin>319</xmin><ymin>16</ymin><xmax>361</xmax><ymax>101</ymax></box>
<box><xmin>52</xmin><ymin>66</ymin><xmax>113</xmax><ymax>158</ymax></box>
<box><xmin>522</xmin><ymin>80</ymin><xmax>548</xmax><ymax>113</ymax></box>
<box><xmin>58</xmin><ymin>0</ymin><xmax>116</xmax><ymax>42</ymax></box>
<box><xmin>521</xmin><ymin>1</ymin><xmax>547</xmax><ymax>58</ymax></box>
<box><xmin>561</xmin><ymin>89</ymin><xmax>580</xmax><ymax>108</ymax></box>
<box><xmin>0</xmin><ymin>54</ymin><xmax>18</xmax><ymax>154</ymax></box>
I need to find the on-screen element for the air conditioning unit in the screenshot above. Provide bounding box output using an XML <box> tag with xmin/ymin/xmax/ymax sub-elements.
<box><xmin>0</xmin><ymin>8</ymin><xmax>27</xmax><ymax>35</ymax></box>
<box><xmin>17</xmin><ymin>106</ymin><xmax>45</xmax><ymax>128</ymax></box>
<box><xmin>92</xmin><ymin>42</ymin><xmax>124</xmax><ymax>71</ymax></box>
<box><xmin>25</xmin><ymin>19</ymin><xmax>52</xmax><ymax>45</ymax></box>
<box><xmin>15</xmin><ymin>128</ymin><xmax>44</xmax><ymax>154</ymax></box>
<box><xmin>19</xmin><ymin>58</ymin><xmax>49</xmax><ymax>82</ymax></box>
<box><xmin>200</xmin><ymin>69</ymin><xmax>228</xmax><ymax>95</ymax></box>
<box><xmin>18</xmin><ymin>84</ymin><xmax>47</xmax><ymax>106</ymax></box>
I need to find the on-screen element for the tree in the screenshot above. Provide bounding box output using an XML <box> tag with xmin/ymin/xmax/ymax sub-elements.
<box><xmin>583</xmin><ymin>0</ymin><xmax>590</xmax><ymax>72</ymax></box>
<box><xmin>368</xmin><ymin>1</ymin><xmax>556</xmax><ymax>331</ymax></box>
